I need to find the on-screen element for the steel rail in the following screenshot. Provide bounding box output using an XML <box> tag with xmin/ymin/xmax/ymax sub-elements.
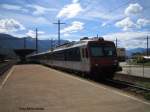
<box><xmin>0</xmin><ymin>61</ymin><xmax>16</xmax><ymax>76</ymax></box>
<box><xmin>106</xmin><ymin>79</ymin><xmax>150</xmax><ymax>92</ymax></box>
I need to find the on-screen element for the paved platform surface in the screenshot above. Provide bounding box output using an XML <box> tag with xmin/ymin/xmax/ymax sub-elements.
<box><xmin>0</xmin><ymin>64</ymin><xmax>150</xmax><ymax>112</ymax></box>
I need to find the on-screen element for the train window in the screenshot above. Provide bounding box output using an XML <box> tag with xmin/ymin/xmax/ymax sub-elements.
<box><xmin>90</xmin><ymin>45</ymin><xmax>116</xmax><ymax>57</ymax></box>
<box><xmin>85</xmin><ymin>48</ymin><xmax>88</xmax><ymax>58</ymax></box>
<box><xmin>59</xmin><ymin>51</ymin><xmax>65</xmax><ymax>60</ymax></box>
<box><xmin>75</xmin><ymin>47</ymin><xmax>81</xmax><ymax>61</ymax></box>
<box><xmin>82</xmin><ymin>48</ymin><xmax>89</xmax><ymax>58</ymax></box>
<box><xmin>82</xmin><ymin>48</ymin><xmax>85</xmax><ymax>58</ymax></box>
<box><xmin>48</xmin><ymin>53</ymin><xmax>52</xmax><ymax>59</ymax></box>
<box><xmin>90</xmin><ymin>46</ymin><xmax>103</xmax><ymax>57</ymax></box>
<box><xmin>104</xmin><ymin>47</ymin><xmax>116</xmax><ymax>56</ymax></box>
<box><xmin>65</xmin><ymin>47</ymin><xmax>81</xmax><ymax>61</ymax></box>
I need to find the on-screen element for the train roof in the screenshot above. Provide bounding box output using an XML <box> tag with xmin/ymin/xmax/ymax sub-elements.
<box><xmin>28</xmin><ymin>37</ymin><xmax>114</xmax><ymax>57</ymax></box>
<box><xmin>53</xmin><ymin>37</ymin><xmax>113</xmax><ymax>51</ymax></box>
<box><xmin>27</xmin><ymin>51</ymin><xmax>50</xmax><ymax>57</ymax></box>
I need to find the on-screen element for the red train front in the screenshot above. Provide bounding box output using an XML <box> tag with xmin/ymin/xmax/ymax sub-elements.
<box><xmin>87</xmin><ymin>38</ymin><xmax>121</xmax><ymax>78</ymax></box>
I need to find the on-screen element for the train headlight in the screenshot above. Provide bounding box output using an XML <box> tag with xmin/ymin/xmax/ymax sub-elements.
<box><xmin>95</xmin><ymin>64</ymin><xmax>98</xmax><ymax>66</ymax></box>
<box><xmin>114</xmin><ymin>60</ymin><xmax>118</xmax><ymax>63</ymax></box>
<box><xmin>113</xmin><ymin>60</ymin><xmax>118</xmax><ymax>65</ymax></box>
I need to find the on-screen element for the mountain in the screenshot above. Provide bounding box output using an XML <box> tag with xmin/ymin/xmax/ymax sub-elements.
<box><xmin>126</xmin><ymin>48</ymin><xmax>149</xmax><ymax>57</ymax></box>
<box><xmin>0</xmin><ymin>33</ymin><xmax>18</xmax><ymax>39</ymax></box>
<box><xmin>0</xmin><ymin>33</ymin><xmax>68</xmax><ymax>58</ymax></box>
<box><xmin>1</xmin><ymin>33</ymin><xmax>149</xmax><ymax>59</ymax></box>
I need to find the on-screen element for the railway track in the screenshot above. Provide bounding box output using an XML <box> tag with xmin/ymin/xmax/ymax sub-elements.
<box><xmin>0</xmin><ymin>60</ymin><xmax>16</xmax><ymax>76</ymax></box>
<box><xmin>105</xmin><ymin>79</ymin><xmax>150</xmax><ymax>93</ymax></box>
<box><xmin>65</xmin><ymin>69</ymin><xmax>150</xmax><ymax>93</ymax></box>
<box><xmin>48</xmin><ymin>65</ymin><xmax>150</xmax><ymax>93</ymax></box>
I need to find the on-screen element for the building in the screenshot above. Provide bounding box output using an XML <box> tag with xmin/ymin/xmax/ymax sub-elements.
<box><xmin>117</xmin><ymin>48</ymin><xmax>126</xmax><ymax>61</ymax></box>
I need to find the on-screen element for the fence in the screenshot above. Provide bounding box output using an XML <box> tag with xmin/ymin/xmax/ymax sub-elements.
<box><xmin>120</xmin><ymin>62</ymin><xmax>150</xmax><ymax>79</ymax></box>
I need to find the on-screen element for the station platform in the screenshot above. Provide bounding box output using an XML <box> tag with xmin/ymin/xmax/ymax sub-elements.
<box><xmin>0</xmin><ymin>64</ymin><xmax>150</xmax><ymax>112</ymax></box>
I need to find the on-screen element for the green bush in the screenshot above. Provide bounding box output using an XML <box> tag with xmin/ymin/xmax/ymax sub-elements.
<box><xmin>136</xmin><ymin>56</ymin><xmax>145</xmax><ymax>63</ymax></box>
<box><xmin>144</xmin><ymin>93</ymin><xmax>150</xmax><ymax>100</ymax></box>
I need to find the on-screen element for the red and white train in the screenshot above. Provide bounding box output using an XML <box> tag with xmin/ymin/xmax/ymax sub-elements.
<box><xmin>27</xmin><ymin>37</ymin><xmax>122</xmax><ymax>79</ymax></box>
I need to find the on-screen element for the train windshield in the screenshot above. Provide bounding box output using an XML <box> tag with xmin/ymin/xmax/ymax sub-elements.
<box><xmin>90</xmin><ymin>45</ymin><xmax>116</xmax><ymax>57</ymax></box>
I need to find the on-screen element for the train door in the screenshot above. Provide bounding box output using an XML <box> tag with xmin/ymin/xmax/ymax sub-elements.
<box><xmin>81</xmin><ymin>47</ymin><xmax>90</xmax><ymax>72</ymax></box>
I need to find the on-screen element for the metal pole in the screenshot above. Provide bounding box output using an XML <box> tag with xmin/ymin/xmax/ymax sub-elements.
<box><xmin>36</xmin><ymin>28</ymin><xmax>38</xmax><ymax>54</ymax></box>
<box><xmin>142</xmin><ymin>63</ymin><xmax>144</xmax><ymax>78</ymax></box>
<box><xmin>51</xmin><ymin>38</ymin><xmax>53</xmax><ymax>51</ymax></box>
<box><xmin>58</xmin><ymin>20</ymin><xmax>60</xmax><ymax>46</ymax></box>
<box><xmin>147</xmin><ymin>36</ymin><xmax>149</xmax><ymax>56</ymax></box>
<box><xmin>24</xmin><ymin>37</ymin><xmax>26</xmax><ymax>49</ymax></box>
<box><xmin>116</xmin><ymin>38</ymin><xmax>117</xmax><ymax>48</ymax></box>
<box><xmin>97</xmin><ymin>34</ymin><xmax>98</xmax><ymax>38</ymax></box>
<box><xmin>53</xmin><ymin>20</ymin><xmax>65</xmax><ymax>46</ymax></box>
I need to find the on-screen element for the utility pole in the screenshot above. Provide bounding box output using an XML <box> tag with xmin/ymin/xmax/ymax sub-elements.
<box><xmin>51</xmin><ymin>38</ymin><xmax>53</xmax><ymax>51</ymax></box>
<box><xmin>35</xmin><ymin>28</ymin><xmax>38</xmax><ymax>54</ymax></box>
<box><xmin>116</xmin><ymin>38</ymin><xmax>118</xmax><ymax>48</ymax></box>
<box><xmin>147</xmin><ymin>35</ymin><xmax>149</xmax><ymax>56</ymax></box>
<box><xmin>23</xmin><ymin>37</ymin><xmax>26</xmax><ymax>49</ymax></box>
<box><xmin>53</xmin><ymin>20</ymin><xmax>65</xmax><ymax>46</ymax></box>
<box><xmin>97</xmin><ymin>34</ymin><xmax>99</xmax><ymax>38</ymax></box>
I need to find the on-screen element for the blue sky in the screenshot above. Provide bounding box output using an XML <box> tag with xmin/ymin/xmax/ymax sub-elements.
<box><xmin>0</xmin><ymin>0</ymin><xmax>150</xmax><ymax>49</ymax></box>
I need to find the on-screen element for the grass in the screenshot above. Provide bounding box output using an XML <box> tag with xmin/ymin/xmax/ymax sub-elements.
<box><xmin>128</xmin><ymin>60</ymin><xmax>150</xmax><ymax>66</ymax></box>
<box><xmin>138</xmin><ymin>82</ymin><xmax>150</xmax><ymax>89</ymax></box>
<box><xmin>144</xmin><ymin>93</ymin><xmax>150</xmax><ymax>100</ymax></box>
<box><xmin>136</xmin><ymin>81</ymin><xmax>150</xmax><ymax>100</ymax></box>
<box><xmin>143</xmin><ymin>62</ymin><xmax>150</xmax><ymax>66</ymax></box>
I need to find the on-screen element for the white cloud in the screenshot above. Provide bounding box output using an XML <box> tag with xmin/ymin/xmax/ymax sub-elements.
<box><xmin>115</xmin><ymin>17</ymin><xmax>150</xmax><ymax>30</ymax></box>
<box><xmin>61</xmin><ymin>21</ymin><xmax>84</xmax><ymax>34</ymax></box>
<box><xmin>72</xmin><ymin>0</ymin><xmax>79</xmax><ymax>3</ymax></box>
<box><xmin>1</xmin><ymin>4</ymin><xmax>28</xmax><ymax>12</ymax></box>
<box><xmin>0</xmin><ymin>18</ymin><xmax>25</xmax><ymax>33</ymax></box>
<box><xmin>103</xmin><ymin>31</ymin><xmax>150</xmax><ymax>41</ymax></box>
<box><xmin>27</xmin><ymin>4</ymin><xmax>56</xmax><ymax>15</ymax></box>
<box><xmin>101</xmin><ymin>22</ymin><xmax>107</xmax><ymax>27</ymax></box>
<box><xmin>0</xmin><ymin>10</ymin><xmax>52</xmax><ymax>27</ymax></box>
<box><xmin>76</xmin><ymin>1</ymin><xmax>124</xmax><ymax>24</ymax></box>
<box><xmin>85</xmin><ymin>11</ymin><xmax>115</xmax><ymax>20</ymax></box>
<box><xmin>26</xmin><ymin>30</ymin><xmax>45</xmax><ymax>38</ymax></box>
<box><xmin>115</xmin><ymin>17</ymin><xmax>135</xmax><ymax>31</ymax></box>
<box><xmin>137</xmin><ymin>18</ymin><xmax>150</xmax><ymax>28</ymax></box>
<box><xmin>34</xmin><ymin>17</ymin><xmax>51</xmax><ymax>25</ymax></box>
<box><xmin>57</xmin><ymin>2</ymin><xmax>83</xmax><ymax>19</ymax></box>
<box><xmin>125</xmin><ymin>3</ymin><xmax>143</xmax><ymax>15</ymax></box>
<box><xmin>103</xmin><ymin>31</ymin><xmax>150</xmax><ymax>49</ymax></box>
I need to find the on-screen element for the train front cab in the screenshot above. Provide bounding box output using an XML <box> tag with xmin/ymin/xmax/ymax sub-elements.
<box><xmin>87</xmin><ymin>40</ymin><xmax>121</xmax><ymax>79</ymax></box>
